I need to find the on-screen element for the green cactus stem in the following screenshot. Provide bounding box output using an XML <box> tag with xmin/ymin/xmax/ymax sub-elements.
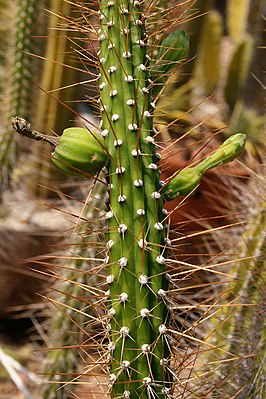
<box><xmin>98</xmin><ymin>1</ymin><xmax>171</xmax><ymax>397</ymax></box>
<box><xmin>162</xmin><ymin>133</ymin><xmax>246</xmax><ymax>201</ymax></box>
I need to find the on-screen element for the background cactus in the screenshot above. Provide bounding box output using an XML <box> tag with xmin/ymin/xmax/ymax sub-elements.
<box><xmin>195</xmin><ymin>9</ymin><xmax>222</xmax><ymax>93</ymax></box>
<box><xmin>224</xmin><ymin>34</ymin><xmax>254</xmax><ymax>109</ymax></box>
<box><xmin>0</xmin><ymin>0</ymin><xmax>41</xmax><ymax>194</ymax></box>
<box><xmin>226</xmin><ymin>0</ymin><xmax>251</xmax><ymax>40</ymax></box>
<box><xmin>41</xmin><ymin>186</ymin><xmax>106</xmax><ymax>399</ymax></box>
<box><xmin>197</xmin><ymin>176</ymin><xmax>265</xmax><ymax>399</ymax></box>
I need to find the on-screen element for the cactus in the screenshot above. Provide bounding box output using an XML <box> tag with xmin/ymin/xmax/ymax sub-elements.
<box><xmin>11</xmin><ymin>2</ymin><xmax>248</xmax><ymax>397</ymax></box>
<box><xmin>226</xmin><ymin>0</ymin><xmax>251</xmax><ymax>41</ymax></box>
<box><xmin>196</xmin><ymin>10</ymin><xmax>222</xmax><ymax>93</ymax></box>
<box><xmin>42</xmin><ymin>187</ymin><xmax>106</xmax><ymax>399</ymax></box>
<box><xmin>224</xmin><ymin>34</ymin><xmax>254</xmax><ymax>109</ymax></box>
<box><xmin>0</xmin><ymin>0</ymin><xmax>40</xmax><ymax>194</ymax></box>
<box><xmin>88</xmin><ymin>2</ymin><xmax>247</xmax><ymax>394</ymax></box>
<box><xmin>93</xmin><ymin>3</ymin><xmax>171</xmax><ymax>391</ymax></box>
<box><xmin>162</xmin><ymin>133</ymin><xmax>246</xmax><ymax>200</ymax></box>
<box><xmin>200</xmin><ymin>191</ymin><xmax>266</xmax><ymax>398</ymax></box>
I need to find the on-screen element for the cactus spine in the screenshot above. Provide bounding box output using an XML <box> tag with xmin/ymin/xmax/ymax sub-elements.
<box><xmin>98</xmin><ymin>1</ymin><xmax>170</xmax><ymax>397</ymax></box>
<box><xmin>42</xmin><ymin>188</ymin><xmax>106</xmax><ymax>399</ymax></box>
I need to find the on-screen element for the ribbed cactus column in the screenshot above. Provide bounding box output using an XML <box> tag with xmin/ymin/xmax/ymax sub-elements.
<box><xmin>0</xmin><ymin>0</ymin><xmax>38</xmax><ymax>193</ymax></box>
<box><xmin>98</xmin><ymin>1</ymin><xmax>170</xmax><ymax>397</ymax></box>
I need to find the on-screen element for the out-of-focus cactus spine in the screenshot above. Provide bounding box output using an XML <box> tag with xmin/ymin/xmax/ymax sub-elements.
<box><xmin>32</xmin><ymin>0</ymin><xmax>83</xmax><ymax>197</ymax></box>
<box><xmin>202</xmin><ymin>196</ymin><xmax>266</xmax><ymax>398</ymax></box>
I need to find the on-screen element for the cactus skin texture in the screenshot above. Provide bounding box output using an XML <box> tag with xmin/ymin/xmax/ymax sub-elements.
<box><xmin>162</xmin><ymin>133</ymin><xmax>246</xmax><ymax>201</ymax></box>
<box><xmin>98</xmin><ymin>1</ymin><xmax>171</xmax><ymax>397</ymax></box>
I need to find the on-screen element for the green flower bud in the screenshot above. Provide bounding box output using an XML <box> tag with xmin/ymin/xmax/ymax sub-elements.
<box><xmin>52</xmin><ymin>127</ymin><xmax>107</xmax><ymax>176</ymax></box>
<box><xmin>163</xmin><ymin>133</ymin><xmax>246</xmax><ymax>201</ymax></box>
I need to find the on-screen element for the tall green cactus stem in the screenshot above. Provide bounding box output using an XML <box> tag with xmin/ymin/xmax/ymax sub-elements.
<box><xmin>98</xmin><ymin>1</ymin><xmax>171</xmax><ymax>397</ymax></box>
<box><xmin>0</xmin><ymin>0</ymin><xmax>39</xmax><ymax>193</ymax></box>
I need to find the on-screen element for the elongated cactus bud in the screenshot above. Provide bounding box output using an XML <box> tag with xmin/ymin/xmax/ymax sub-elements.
<box><xmin>12</xmin><ymin>117</ymin><xmax>107</xmax><ymax>176</ymax></box>
<box><xmin>52</xmin><ymin>128</ymin><xmax>107</xmax><ymax>176</ymax></box>
<box><xmin>151</xmin><ymin>30</ymin><xmax>189</xmax><ymax>93</ymax></box>
<box><xmin>163</xmin><ymin>133</ymin><xmax>246</xmax><ymax>200</ymax></box>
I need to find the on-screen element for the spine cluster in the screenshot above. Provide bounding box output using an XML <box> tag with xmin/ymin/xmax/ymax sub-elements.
<box><xmin>98</xmin><ymin>1</ymin><xmax>171</xmax><ymax>397</ymax></box>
